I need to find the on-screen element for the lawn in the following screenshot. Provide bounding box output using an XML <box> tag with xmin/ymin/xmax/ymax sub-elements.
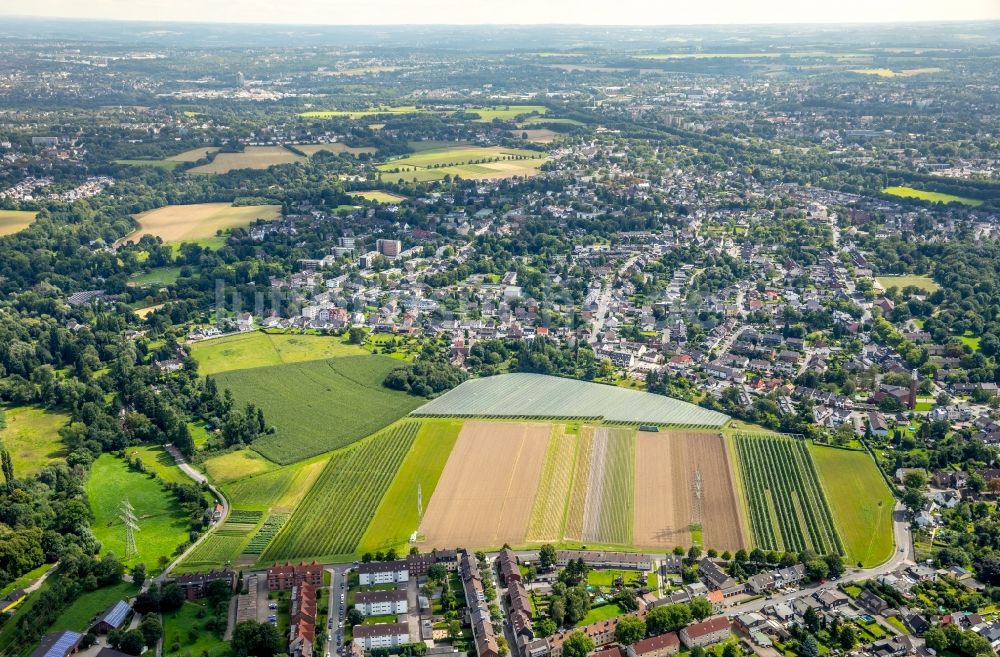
<box><xmin>0</xmin><ymin>406</ymin><xmax>69</xmax><ymax>477</ymax></box>
<box><xmin>876</xmin><ymin>275</ymin><xmax>939</xmax><ymax>293</ymax></box>
<box><xmin>49</xmin><ymin>581</ymin><xmax>138</xmax><ymax>633</ymax></box>
<box><xmin>126</xmin><ymin>445</ymin><xmax>189</xmax><ymax>484</ymax></box>
<box><xmin>163</xmin><ymin>600</ymin><xmax>229</xmax><ymax>657</ymax></box>
<box><xmin>958</xmin><ymin>333</ymin><xmax>981</xmax><ymax>351</ymax></box>
<box><xmin>130</xmin><ymin>266</ymin><xmax>183</xmax><ymax>287</ymax></box>
<box><xmin>358</xmin><ymin>419</ymin><xmax>463</xmax><ymax>553</ymax></box>
<box><xmin>189</xmin><ymin>146</ymin><xmax>305</xmax><ymax>174</ymax></box>
<box><xmin>350</xmin><ymin>191</ymin><xmax>407</xmax><ymax>203</ymax></box>
<box><xmin>222</xmin><ymin>455</ymin><xmax>329</xmax><ymax>512</ymax></box>
<box><xmin>883</xmin><ymin>186</ymin><xmax>983</xmax><ymax>207</ymax></box>
<box><xmin>211</xmin><ymin>355</ymin><xmax>424</xmax><ymax>464</ymax></box>
<box><xmin>189</xmin><ymin>422</ymin><xmax>212</xmax><ymax>449</ymax></box>
<box><xmin>202</xmin><ymin>449</ymin><xmax>277</xmax><ymax>483</ymax></box>
<box><xmin>0</xmin><ymin>210</ymin><xmax>38</xmax><ymax>236</ymax></box>
<box><xmin>809</xmin><ymin>444</ymin><xmax>895</xmax><ymax>567</ymax></box>
<box><xmin>87</xmin><ymin>454</ymin><xmax>192</xmax><ymax>569</ymax></box>
<box><xmin>121</xmin><ymin>203</ymin><xmax>281</xmax><ymax>245</ymax></box>
<box><xmin>575</xmin><ymin>603</ymin><xmax>624</xmax><ymax>627</ymax></box>
<box><xmin>0</xmin><ymin>563</ymin><xmax>53</xmax><ymax>599</ymax></box>
<box><xmin>585</xmin><ymin>569</ymin><xmax>654</xmax><ymax>588</ymax></box>
<box><xmin>192</xmin><ymin>331</ymin><xmax>366</xmax><ymax>376</ymax></box>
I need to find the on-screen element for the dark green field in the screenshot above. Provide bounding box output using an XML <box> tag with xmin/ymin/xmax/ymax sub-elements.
<box><xmin>212</xmin><ymin>355</ymin><xmax>423</xmax><ymax>464</ymax></box>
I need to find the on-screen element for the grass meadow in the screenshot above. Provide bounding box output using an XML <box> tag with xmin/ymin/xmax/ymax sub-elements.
<box><xmin>163</xmin><ymin>600</ymin><xmax>229</xmax><ymax>657</ymax></box>
<box><xmin>87</xmin><ymin>454</ymin><xmax>191</xmax><ymax>569</ymax></box>
<box><xmin>883</xmin><ymin>186</ymin><xmax>983</xmax><ymax>207</ymax></box>
<box><xmin>48</xmin><ymin>581</ymin><xmax>139</xmax><ymax>633</ymax></box>
<box><xmin>351</xmin><ymin>191</ymin><xmax>407</xmax><ymax>203</ymax></box>
<box><xmin>378</xmin><ymin>145</ymin><xmax>547</xmax><ymax>183</ymax></box>
<box><xmin>212</xmin><ymin>355</ymin><xmax>423</xmax><ymax>464</ymax></box>
<box><xmin>222</xmin><ymin>455</ymin><xmax>329</xmax><ymax>512</ymax></box>
<box><xmin>1</xmin><ymin>406</ymin><xmax>69</xmax><ymax>477</ymax></box>
<box><xmin>0</xmin><ymin>210</ymin><xmax>38</xmax><ymax>236</ymax></box>
<box><xmin>297</xmin><ymin>143</ymin><xmax>376</xmax><ymax>156</ymax></box>
<box><xmin>192</xmin><ymin>331</ymin><xmax>366</xmax><ymax>375</ymax></box>
<box><xmin>876</xmin><ymin>275</ymin><xmax>939</xmax><ymax>293</ymax></box>
<box><xmin>809</xmin><ymin>444</ymin><xmax>895</xmax><ymax>567</ymax></box>
<box><xmin>126</xmin><ymin>445</ymin><xmax>190</xmax><ymax>485</ymax></box>
<box><xmin>202</xmin><ymin>449</ymin><xmax>277</xmax><ymax>483</ymax></box>
<box><xmin>188</xmin><ymin>146</ymin><xmax>304</xmax><ymax>174</ymax></box>
<box><xmin>122</xmin><ymin>203</ymin><xmax>281</xmax><ymax>245</ymax></box>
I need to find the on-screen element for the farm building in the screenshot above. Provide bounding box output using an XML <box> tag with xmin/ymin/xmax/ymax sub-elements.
<box><xmin>626</xmin><ymin>632</ymin><xmax>680</xmax><ymax>657</ymax></box>
<box><xmin>0</xmin><ymin>588</ymin><xmax>26</xmax><ymax>613</ymax></box>
<box><xmin>94</xmin><ymin>601</ymin><xmax>132</xmax><ymax>634</ymax></box>
<box><xmin>352</xmin><ymin>623</ymin><xmax>411</xmax><ymax>650</ymax></box>
<box><xmin>355</xmin><ymin>590</ymin><xmax>408</xmax><ymax>616</ymax></box>
<box><xmin>267</xmin><ymin>562</ymin><xmax>323</xmax><ymax>591</ymax></box>
<box><xmin>172</xmin><ymin>569</ymin><xmax>237</xmax><ymax>600</ymax></box>
<box><xmin>29</xmin><ymin>631</ymin><xmax>83</xmax><ymax>657</ymax></box>
<box><xmin>556</xmin><ymin>550</ymin><xmax>651</xmax><ymax>571</ymax></box>
<box><xmin>679</xmin><ymin>617</ymin><xmax>731</xmax><ymax>649</ymax></box>
<box><xmin>358</xmin><ymin>560</ymin><xmax>408</xmax><ymax>585</ymax></box>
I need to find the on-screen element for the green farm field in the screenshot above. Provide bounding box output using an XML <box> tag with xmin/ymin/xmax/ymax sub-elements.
<box><xmin>130</xmin><ymin>266</ymin><xmax>183</xmax><ymax>287</ymax></box>
<box><xmin>359</xmin><ymin>419</ymin><xmax>463</xmax><ymax>554</ymax></box>
<box><xmin>0</xmin><ymin>210</ymin><xmax>38</xmax><ymax>236</ymax></box>
<box><xmin>731</xmin><ymin>433</ymin><xmax>843</xmax><ymax>556</ymax></box>
<box><xmin>809</xmin><ymin>445</ymin><xmax>895</xmax><ymax>567</ymax></box>
<box><xmin>883</xmin><ymin>186</ymin><xmax>983</xmax><ymax>207</ymax></box>
<box><xmin>300</xmin><ymin>106</ymin><xmax>428</xmax><ymax>119</ymax></box>
<box><xmin>192</xmin><ymin>331</ymin><xmax>366</xmax><ymax>375</ymax></box>
<box><xmin>297</xmin><ymin>143</ymin><xmax>376</xmax><ymax>156</ymax></box>
<box><xmin>262</xmin><ymin>422</ymin><xmax>420</xmax><ymax>562</ymax></box>
<box><xmin>87</xmin><ymin>454</ymin><xmax>191</xmax><ymax>569</ymax></box>
<box><xmin>221</xmin><ymin>454</ymin><xmax>330</xmax><ymax>511</ymax></box>
<box><xmin>211</xmin><ymin>355</ymin><xmax>423</xmax><ymax>463</ymax></box>
<box><xmin>115</xmin><ymin>147</ymin><xmax>220</xmax><ymax>169</ymax></box>
<box><xmin>876</xmin><ymin>275</ymin><xmax>939</xmax><ymax>293</ymax></box>
<box><xmin>0</xmin><ymin>406</ymin><xmax>68</xmax><ymax>477</ymax></box>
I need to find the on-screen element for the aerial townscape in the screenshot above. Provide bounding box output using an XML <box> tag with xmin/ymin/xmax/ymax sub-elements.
<box><xmin>1</xmin><ymin>7</ymin><xmax>1000</xmax><ymax>657</ymax></box>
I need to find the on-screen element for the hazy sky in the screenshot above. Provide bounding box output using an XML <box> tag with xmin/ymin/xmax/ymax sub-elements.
<box><xmin>6</xmin><ymin>0</ymin><xmax>1000</xmax><ymax>25</ymax></box>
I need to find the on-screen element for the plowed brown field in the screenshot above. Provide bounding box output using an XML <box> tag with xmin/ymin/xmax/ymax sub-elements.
<box><xmin>633</xmin><ymin>431</ymin><xmax>746</xmax><ymax>551</ymax></box>
<box><xmin>420</xmin><ymin>421</ymin><xmax>550</xmax><ymax>547</ymax></box>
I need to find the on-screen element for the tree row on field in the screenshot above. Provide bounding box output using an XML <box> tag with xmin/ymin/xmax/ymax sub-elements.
<box><xmin>733</xmin><ymin>433</ymin><xmax>843</xmax><ymax>556</ymax></box>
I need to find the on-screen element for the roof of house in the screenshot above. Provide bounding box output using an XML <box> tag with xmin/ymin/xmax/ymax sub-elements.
<box><xmin>682</xmin><ymin>617</ymin><xmax>730</xmax><ymax>639</ymax></box>
<box><xmin>357</xmin><ymin>559</ymin><xmax>407</xmax><ymax>574</ymax></box>
<box><xmin>630</xmin><ymin>632</ymin><xmax>680</xmax><ymax>655</ymax></box>
<box><xmin>355</xmin><ymin>589</ymin><xmax>408</xmax><ymax>603</ymax></box>
<box><xmin>30</xmin><ymin>631</ymin><xmax>83</xmax><ymax>657</ymax></box>
<box><xmin>97</xmin><ymin>601</ymin><xmax>131</xmax><ymax>629</ymax></box>
<box><xmin>353</xmin><ymin>622</ymin><xmax>410</xmax><ymax>638</ymax></box>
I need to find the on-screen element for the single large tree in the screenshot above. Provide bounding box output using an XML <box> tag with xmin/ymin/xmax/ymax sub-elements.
<box><xmin>614</xmin><ymin>616</ymin><xmax>646</xmax><ymax>645</ymax></box>
<box><xmin>562</xmin><ymin>632</ymin><xmax>595</xmax><ymax>657</ymax></box>
<box><xmin>232</xmin><ymin>621</ymin><xmax>284</xmax><ymax>657</ymax></box>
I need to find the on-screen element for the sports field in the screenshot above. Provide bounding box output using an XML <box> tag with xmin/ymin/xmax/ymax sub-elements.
<box><xmin>87</xmin><ymin>454</ymin><xmax>191</xmax><ymax>568</ymax></box>
<box><xmin>420</xmin><ymin>421</ymin><xmax>550</xmax><ymax>548</ymax></box>
<box><xmin>809</xmin><ymin>445</ymin><xmax>895</xmax><ymax>567</ymax></box>
<box><xmin>633</xmin><ymin>431</ymin><xmax>745</xmax><ymax>551</ymax></box>
<box><xmin>297</xmin><ymin>143</ymin><xmax>376</xmax><ymax>156</ymax></box>
<box><xmin>189</xmin><ymin>146</ymin><xmax>305</xmax><ymax>174</ymax></box>
<box><xmin>0</xmin><ymin>210</ymin><xmax>38</xmax><ymax>236</ymax></box>
<box><xmin>192</xmin><ymin>331</ymin><xmax>366</xmax><ymax>376</ymax></box>
<box><xmin>359</xmin><ymin>419</ymin><xmax>463</xmax><ymax>553</ymax></box>
<box><xmin>211</xmin><ymin>355</ymin><xmax>424</xmax><ymax>463</ymax></box>
<box><xmin>883</xmin><ymin>186</ymin><xmax>983</xmax><ymax>207</ymax></box>
<box><xmin>875</xmin><ymin>275</ymin><xmax>939</xmax><ymax>293</ymax></box>
<box><xmin>0</xmin><ymin>406</ymin><xmax>68</xmax><ymax>477</ymax></box>
<box><xmin>122</xmin><ymin>203</ymin><xmax>281</xmax><ymax>244</ymax></box>
<box><xmin>378</xmin><ymin>146</ymin><xmax>548</xmax><ymax>183</ymax></box>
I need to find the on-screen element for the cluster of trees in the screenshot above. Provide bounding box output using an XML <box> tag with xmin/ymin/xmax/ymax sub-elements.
<box><xmin>466</xmin><ymin>338</ymin><xmax>598</xmax><ymax>379</ymax></box>
<box><xmin>383</xmin><ymin>356</ymin><xmax>468</xmax><ymax>397</ymax></box>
